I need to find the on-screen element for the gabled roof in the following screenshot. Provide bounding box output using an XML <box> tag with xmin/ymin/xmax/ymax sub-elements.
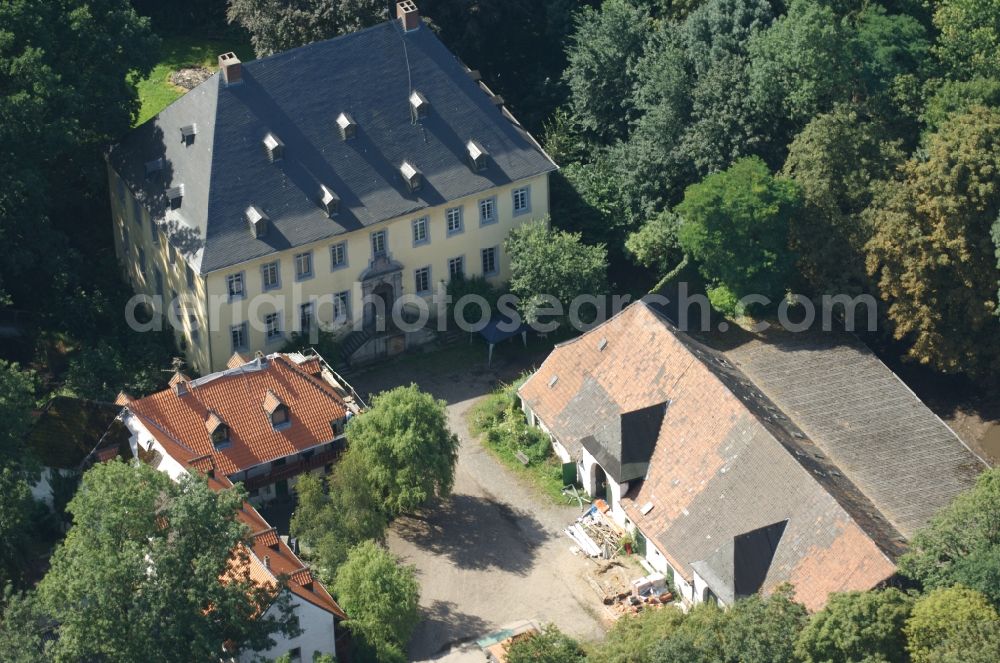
<box><xmin>108</xmin><ymin>20</ymin><xmax>556</xmax><ymax>274</ymax></box>
<box><xmin>206</xmin><ymin>472</ymin><xmax>345</xmax><ymax>618</ymax></box>
<box><xmin>127</xmin><ymin>353</ymin><xmax>352</xmax><ymax>476</ymax></box>
<box><xmin>519</xmin><ymin>300</ymin><xmax>986</xmax><ymax>610</ymax></box>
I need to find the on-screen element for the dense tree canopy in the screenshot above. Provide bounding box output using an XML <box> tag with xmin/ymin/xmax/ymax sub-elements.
<box><xmin>676</xmin><ymin>156</ymin><xmax>802</xmax><ymax>313</ymax></box>
<box><xmin>563</xmin><ymin>0</ymin><xmax>653</xmax><ymax>142</ymax></box>
<box><xmin>37</xmin><ymin>460</ymin><xmax>297</xmax><ymax>662</ymax></box>
<box><xmin>905</xmin><ymin>586</ymin><xmax>1000</xmax><ymax>663</ymax></box>
<box><xmin>865</xmin><ymin>107</ymin><xmax>1000</xmax><ymax>377</ymax></box>
<box><xmin>795</xmin><ymin>589</ymin><xmax>915</xmax><ymax>663</ymax></box>
<box><xmin>506</xmin><ymin>624</ymin><xmax>586</xmax><ymax>663</ymax></box>
<box><xmin>226</xmin><ymin>0</ymin><xmax>385</xmax><ymax>57</ymax></box>
<box><xmin>899</xmin><ymin>467</ymin><xmax>1000</xmax><ymax>607</ymax></box>
<box><xmin>781</xmin><ymin>104</ymin><xmax>904</xmax><ymax>296</ymax></box>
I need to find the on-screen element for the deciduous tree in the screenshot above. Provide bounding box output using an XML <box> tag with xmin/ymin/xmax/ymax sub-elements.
<box><xmin>905</xmin><ymin>586</ymin><xmax>1000</xmax><ymax>663</ymax></box>
<box><xmin>226</xmin><ymin>0</ymin><xmax>385</xmax><ymax>57</ymax></box>
<box><xmin>506</xmin><ymin>220</ymin><xmax>608</xmax><ymax>325</ymax></box>
<box><xmin>795</xmin><ymin>589</ymin><xmax>915</xmax><ymax>663</ymax></box>
<box><xmin>343</xmin><ymin>385</ymin><xmax>459</xmax><ymax>518</ymax></box>
<box><xmin>782</xmin><ymin>104</ymin><xmax>904</xmax><ymax>296</ymax></box>
<box><xmin>899</xmin><ymin>467</ymin><xmax>1000</xmax><ymax>606</ymax></box>
<box><xmin>676</xmin><ymin>156</ymin><xmax>801</xmax><ymax>314</ymax></box>
<box><xmin>865</xmin><ymin>107</ymin><xmax>1000</xmax><ymax>377</ymax></box>
<box><xmin>563</xmin><ymin>0</ymin><xmax>654</xmax><ymax>142</ymax></box>
<box><xmin>333</xmin><ymin>540</ymin><xmax>419</xmax><ymax>663</ymax></box>
<box><xmin>38</xmin><ymin>460</ymin><xmax>297</xmax><ymax>662</ymax></box>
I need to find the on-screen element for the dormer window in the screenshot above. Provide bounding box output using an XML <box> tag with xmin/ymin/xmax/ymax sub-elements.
<box><xmin>245</xmin><ymin>205</ymin><xmax>268</xmax><ymax>238</ymax></box>
<box><xmin>400</xmin><ymin>161</ymin><xmax>422</xmax><ymax>193</ymax></box>
<box><xmin>336</xmin><ymin>112</ymin><xmax>357</xmax><ymax>140</ymax></box>
<box><xmin>166</xmin><ymin>185</ymin><xmax>184</xmax><ymax>210</ymax></box>
<box><xmin>263</xmin><ymin>390</ymin><xmax>290</xmax><ymax>429</ymax></box>
<box><xmin>466</xmin><ymin>140</ymin><xmax>488</xmax><ymax>172</ymax></box>
<box><xmin>180</xmin><ymin>124</ymin><xmax>197</xmax><ymax>145</ymax></box>
<box><xmin>319</xmin><ymin>185</ymin><xmax>340</xmax><ymax>216</ymax></box>
<box><xmin>409</xmin><ymin>90</ymin><xmax>429</xmax><ymax>121</ymax></box>
<box><xmin>206</xmin><ymin>411</ymin><xmax>230</xmax><ymax>449</ymax></box>
<box><xmin>262</xmin><ymin>133</ymin><xmax>284</xmax><ymax>162</ymax></box>
<box><xmin>331</xmin><ymin>417</ymin><xmax>346</xmax><ymax>437</ymax></box>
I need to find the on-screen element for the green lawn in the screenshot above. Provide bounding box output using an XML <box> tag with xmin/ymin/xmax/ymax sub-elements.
<box><xmin>135</xmin><ymin>35</ymin><xmax>252</xmax><ymax>126</ymax></box>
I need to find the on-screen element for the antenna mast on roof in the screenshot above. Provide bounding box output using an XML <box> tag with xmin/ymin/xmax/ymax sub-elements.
<box><xmin>389</xmin><ymin>1</ymin><xmax>416</xmax><ymax>124</ymax></box>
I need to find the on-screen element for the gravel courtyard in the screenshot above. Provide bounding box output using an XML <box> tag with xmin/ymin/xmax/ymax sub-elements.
<box><xmin>349</xmin><ymin>346</ymin><xmax>608</xmax><ymax>661</ymax></box>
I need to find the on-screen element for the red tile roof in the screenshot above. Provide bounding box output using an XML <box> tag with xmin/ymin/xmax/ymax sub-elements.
<box><xmin>519</xmin><ymin>302</ymin><xmax>898</xmax><ymax>611</ymax></box>
<box><xmin>127</xmin><ymin>354</ymin><xmax>349</xmax><ymax>476</ymax></box>
<box><xmin>206</xmin><ymin>473</ymin><xmax>345</xmax><ymax>618</ymax></box>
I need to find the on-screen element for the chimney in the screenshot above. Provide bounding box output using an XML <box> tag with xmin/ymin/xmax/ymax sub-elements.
<box><xmin>397</xmin><ymin>1</ymin><xmax>420</xmax><ymax>32</ymax></box>
<box><xmin>218</xmin><ymin>52</ymin><xmax>242</xmax><ymax>86</ymax></box>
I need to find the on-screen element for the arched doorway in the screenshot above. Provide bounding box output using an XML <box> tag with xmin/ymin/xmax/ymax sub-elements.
<box><xmin>593</xmin><ymin>463</ymin><xmax>609</xmax><ymax>506</ymax></box>
<box><xmin>364</xmin><ymin>282</ymin><xmax>394</xmax><ymax>330</ymax></box>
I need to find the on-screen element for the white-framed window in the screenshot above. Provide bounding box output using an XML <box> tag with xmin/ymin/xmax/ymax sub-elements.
<box><xmin>226</xmin><ymin>272</ymin><xmax>245</xmax><ymax>300</ymax></box>
<box><xmin>231</xmin><ymin>322</ymin><xmax>248</xmax><ymax>351</ymax></box>
<box><xmin>265</xmin><ymin>311</ymin><xmax>282</xmax><ymax>342</ymax></box>
<box><xmin>186</xmin><ymin>264</ymin><xmax>195</xmax><ymax>290</ymax></box>
<box><xmin>122</xmin><ymin>227</ymin><xmax>129</xmax><ymax>255</ymax></box>
<box><xmin>412</xmin><ymin>216</ymin><xmax>429</xmax><ymax>245</ymax></box>
<box><xmin>330</xmin><ymin>241</ymin><xmax>348</xmax><ymax>270</ymax></box>
<box><xmin>333</xmin><ymin>291</ymin><xmax>350</xmax><ymax>322</ymax></box>
<box><xmin>132</xmin><ymin>197</ymin><xmax>142</xmax><ymax>227</ymax></box>
<box><xmin>481</xmin><ymin>246</ymin><xmax>498</xmax><ymax>275</ymax></box>
<box><xmin>415</xmin><ymin>266</ymin><xmax>431</xmax><ymax>294</ymax></box>
<box><xmin>448</xmin><ymin>256</ymin><xmax>464</xmax><ymax>279</ymax></box>
<box><xmin>299</xmin><ymin>302</ymin><xmax>314</xmax><ymax>332</ymax></box>
<box><xmin>138</xmin><ymin>248</ymin><xmax>147</xmax><ymax>278</ymax></box>
<box><xmin>512</xmin><ymin>186</ymin><xmax>531</xmax><ymax>216</ymax></box>
<box><xmin>446</xmin><ymin>207</ymin><xmax>464</xmax><ymax>235</ymax></box>
<box><xmin>371</xmin><ymin>230</ymin><xmax>387</xmax><ymax>257</ymax></box>
<box><xmin>150</xmin><ymin>215</ymin><xmax>159</xmax><ymax>245</ymax></box>
<box><xmin>479</xmin><ymin>197</ymin><xmax>497</xmax><ymax>225</ymax></box>
<box><xmin>294</xmin><ymin>251</ymin><xmax>313</xmax><ymax>281</ymax></box>
<box><xmin>168</xmin><ymin>243</ymin><xmax>177</xmax><ymax>263</ymax></box>
<box><xmin>154</xmin><ymin>268</ymin><xmax>164</xmax><ymax>299</ymax></box>
<box><xmin>261</xmin><ymin>260</ymin><xmax>280</xmax><ymax>291</ymax></box>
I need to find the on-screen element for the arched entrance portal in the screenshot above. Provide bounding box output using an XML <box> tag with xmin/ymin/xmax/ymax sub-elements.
<box><xmin>365</xmin><ymin>282</ymin><xmax>395</xmax><ymax>330</ymax></box>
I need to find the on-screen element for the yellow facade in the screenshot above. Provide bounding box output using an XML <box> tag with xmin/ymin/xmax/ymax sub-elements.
<box><xmin>110</xmin><ymin>162</ymin><xmax>549</xmax><ymax>374</ymax></box>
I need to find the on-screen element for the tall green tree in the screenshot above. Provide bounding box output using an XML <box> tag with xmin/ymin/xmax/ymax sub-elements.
<box><xmin>290</xmin><ymin>466</ymin><xmax>387</xmax><ymax>579</ymax></box>
<box><xmin>37</xmin><ymin>460</ymin><xmax>297</xmax><ymax>662</ymax></box>
<box><xmin>782</xmin><ymin>104</ymin><xmax>904</xmax><ymax>296</ymax></box>
<box><xmin>563</xmin><ymin>0</ymin><xmax>654</xmax><ymax>142</ymax></box>
<box><xmin>676</xmin><ymin>156</ymin><xmax>801</xmax><ymax>314</ymax></box>
<box><xmin>865</xmin><ymin>106</ymin><xmax>1000</xmax><ymax>377</ymax></box>
<box><xmin>905</xmin><ymin>586</ymin><xmax>1000</xmax><ymax>663</ymax></box>
<box><xmin>0</xmin><ymin>362</ymin><xmax>34</xmax><ymax>466</ymax></box>
<box><xmin>506</xmin><ymin>220</ymin><xmax>608</xmax><ymax>325</ymax></box>
<box><xmin>0</xmin><ymin>588</ymin><xmax>48</xmax><ymax>663</ymax></box>
<box><xmin>226</xmin><ymin>0</ymin><xmax>385</xmax><ymax>57</ymax></box>
<box><xmin>795</xmin><ymin>589</ymin><xmax>915</xmax><ymax>663</ymax></box>
<box><xmin>933</xmin><ymin>0</ymin><xmax>1000</xmax><ymax>80</ymax></box>
<box><xmin>333</xmin><ymin>540</ymin><xmax>419</xmax><ymax>663</ymax></box>
<box><xmin>0</xmin><ymin>0</ymin><xmax>157</xmax><ymax>307</ymax></box>
<box><xmin>344</xmin><ymin>384</ymin><xmax>459</xmax><ymax>519</ymax></box>
<box><xmin>899</xmin><ymin>467</ymin><xmax>1000</xmax><ymax>606</ymax></box>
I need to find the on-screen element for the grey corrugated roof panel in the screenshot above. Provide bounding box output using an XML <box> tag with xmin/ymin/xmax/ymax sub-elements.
<box><xmin>108</xmin><ymin>20</ymin><xmax>557</xmax><ymax>274</ymax></box>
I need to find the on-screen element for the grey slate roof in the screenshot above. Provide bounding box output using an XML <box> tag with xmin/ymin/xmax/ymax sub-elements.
<box><xmin>720</xmin><ymin>329</ymin><xmax>987</xmax><ymax>538</ymax></box>
<box><xmin>108</xmin><ymin>21</ymin><xmax>556</xmax><ymax>274</ymax></box>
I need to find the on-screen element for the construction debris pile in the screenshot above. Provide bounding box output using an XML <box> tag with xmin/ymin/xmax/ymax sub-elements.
<box><xmin>586</xmin><ymin>560</ymin><xmax>674</xmax><ymax>617</ymax></box>
<box><xmin>565</xmin><ymin>501</ymin><xmax>623</xmax><ymax>559</ymax></box>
